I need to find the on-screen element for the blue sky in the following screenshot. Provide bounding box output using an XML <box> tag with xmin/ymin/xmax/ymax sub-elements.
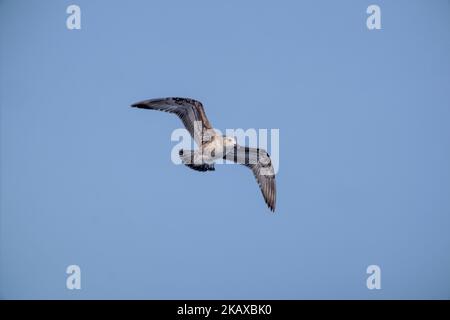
<box><xmin>1</xmin><ymin>0</ymin><xmax>449</xmax><ymax>299</ymax></box>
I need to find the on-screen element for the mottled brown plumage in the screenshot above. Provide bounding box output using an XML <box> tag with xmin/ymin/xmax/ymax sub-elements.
<box><xmin>131</xmin><ymin>97</ymin><xmax>276</xmax><ymax>212</ymax></box>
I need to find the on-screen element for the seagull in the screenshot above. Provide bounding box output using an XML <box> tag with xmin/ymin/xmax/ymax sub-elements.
<box><xmin>131</xmin><ymin>97</ymin><xmax>276</xmax><ymax>212</ymax></box>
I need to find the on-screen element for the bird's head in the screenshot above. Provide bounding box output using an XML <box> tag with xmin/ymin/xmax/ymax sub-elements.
<box><xmin>223</xmin><ymin>136</ymin><xmax>237</xmax><ymax>148</ymax></box>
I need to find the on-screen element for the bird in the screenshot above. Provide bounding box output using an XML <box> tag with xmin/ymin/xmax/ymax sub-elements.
<box><xmin>131</xmin><ymin>97</ymin><xmax>276</xmax><ymax>212</ymax></box>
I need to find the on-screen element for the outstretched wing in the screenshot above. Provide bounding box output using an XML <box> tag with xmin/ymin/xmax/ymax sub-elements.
<box><xmin>131</xmin><ymin>97</ymin><xmax>214</xmax><ymax>145</ymax></box>
<box><xmin>224</xmin><ymin>146</ymin><xmax>276</xmax><ymax>212</ymax></box>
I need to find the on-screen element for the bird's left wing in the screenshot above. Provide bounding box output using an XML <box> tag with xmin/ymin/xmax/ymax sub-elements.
<box><xmin>224</xmin><ymin>146</ymin><xmax>276</xmax><ymax>212</ymax></box>
<box><xmin>131</xmin><ymin>97</ymin><xmax>213</xmax><ymax>145</ymax></box>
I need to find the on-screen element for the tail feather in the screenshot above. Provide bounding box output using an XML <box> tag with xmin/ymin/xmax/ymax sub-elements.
<box><xmin>179</xmin><ymin>149</ymin><xmax>215</xmax><ymax>172</ymax></box>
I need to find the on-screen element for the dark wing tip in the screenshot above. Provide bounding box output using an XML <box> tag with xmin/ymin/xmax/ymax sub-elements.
<box><xmin>130</xmin><ymin>101</ymin><xmax>145</xmax><ymax>108</ymax></box>
<box><xmin>131</xmin><ymin>98</ymin><xmax>160</xmax><ymax>108</ymax></box>
<box><xmin>267</xmin><ymin>198</ymin><xmax>276</xmax><ymax>212</ymax></box>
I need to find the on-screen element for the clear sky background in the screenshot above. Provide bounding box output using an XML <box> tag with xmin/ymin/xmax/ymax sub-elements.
<box><xmin>1</xmin><ymin>0</ymin><xmax>449</xmax><ymax>299</ymax></box>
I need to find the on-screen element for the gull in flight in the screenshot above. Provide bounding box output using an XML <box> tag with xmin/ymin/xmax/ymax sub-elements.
<box><xmin>131</xmin><ymin>97</ymin><xmax>276</xmax><ymax>212</ymax></box>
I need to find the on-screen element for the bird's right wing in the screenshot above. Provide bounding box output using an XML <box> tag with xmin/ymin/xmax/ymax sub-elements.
<box><xmin>131</xmin><ymin>97</ymin><xmax>214</xmax><ymax>145</ymax></box>
<box><xmin>224</xmin><ymin>146</ymin><xmax>276</xmax><ymax>211</ymax></box>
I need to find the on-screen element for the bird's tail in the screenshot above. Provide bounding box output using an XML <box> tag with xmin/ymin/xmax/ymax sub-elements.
<box><xmin>179</xmin><ymin>149</ymin><xmax>215</xmax><ymax>172</ymax></box>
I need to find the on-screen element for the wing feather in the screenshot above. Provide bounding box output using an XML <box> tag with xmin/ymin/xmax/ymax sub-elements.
<box><xmin>131</xmin><ymin>97</ymin><xmax>213</xmax><ymax>145</ymax></box>
<box><xmin>224</xmin><ymin>146</ymin><xmax>276</xmax><ymax>212</ymax></box>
